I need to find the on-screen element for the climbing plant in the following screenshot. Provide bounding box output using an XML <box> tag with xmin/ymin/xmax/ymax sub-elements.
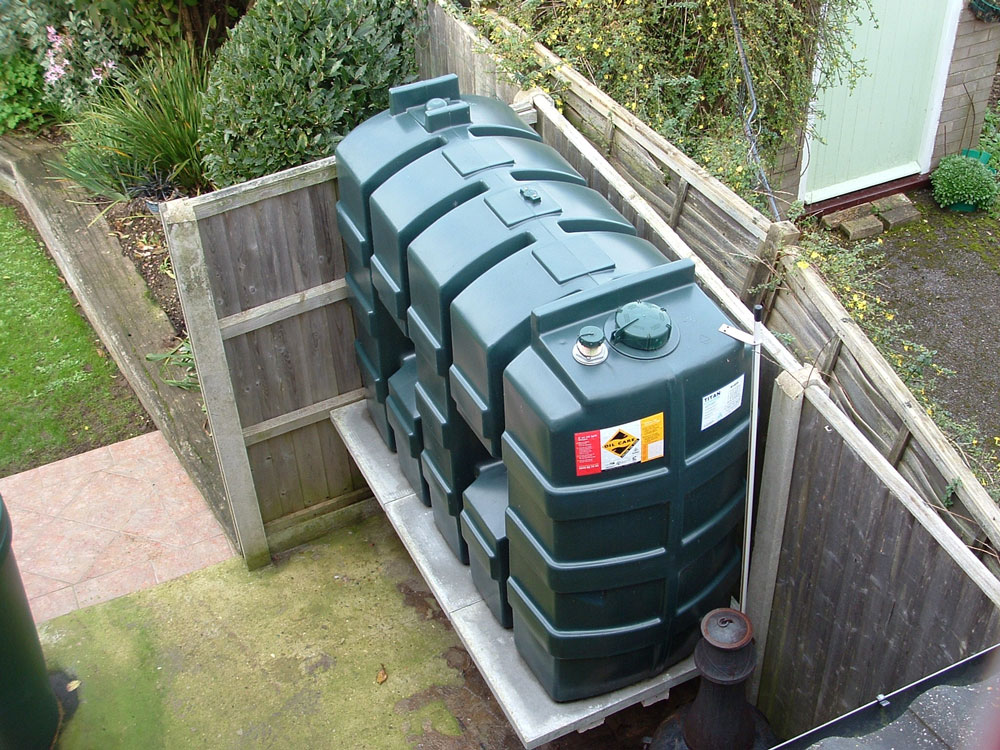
<box><xmin>472</xmin><ymin>0</ymin><xmax>872</xmax><ymax>203</ymax></box>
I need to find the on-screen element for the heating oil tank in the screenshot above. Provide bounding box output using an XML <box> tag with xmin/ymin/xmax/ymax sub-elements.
<box><xmin>335</xmin><ymin>74</ymin><xmax>751</xmax><ymax>703</ymax></box>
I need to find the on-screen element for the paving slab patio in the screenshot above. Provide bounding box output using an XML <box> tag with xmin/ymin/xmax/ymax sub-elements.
<box><xmin>0</xmin><ymin>431</ymin><xmax>234</xmax><ymax>622</ymax></box>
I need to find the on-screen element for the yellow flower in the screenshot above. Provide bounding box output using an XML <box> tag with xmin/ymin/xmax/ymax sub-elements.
<box><xmin>810</xmin><ymin>251</ymin><xmax>820</xmax><ymax>259</ymax></box>
<box><xmin>885</xmin><ymin>313</ymin><xmax>894</xmax><ymax>321</ymax></box>
<box><xmin>796</xmin><ymin>260</ymin><xmax>809</xmax><ymax>269</ymax></box>
<box><xmin>637</xmin><ymin>63</ymin><xmax>644</xmax><ymax>71</ymax></box>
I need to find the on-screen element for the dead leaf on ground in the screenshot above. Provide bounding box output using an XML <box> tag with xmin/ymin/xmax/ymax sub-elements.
<box><xmin>375</xmin><ymin>664</ymin><xmax>388</xmax><ymax>685</ymax></box>
<box><xmin>66</xmin><ymin>680</ymin><xmax>80</xmax><ymax>692</ymax></box>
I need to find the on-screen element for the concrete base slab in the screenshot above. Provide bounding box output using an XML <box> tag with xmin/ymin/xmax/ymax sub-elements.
<box><xmin>331</xmin><ymin>401</ymin><xmax>697</xmax><ymax>749</ymax></box>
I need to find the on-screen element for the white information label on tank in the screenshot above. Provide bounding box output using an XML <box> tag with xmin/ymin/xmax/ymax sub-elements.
<box><xmin>701</xmin><ymin>375</ymin><xmax>745</xmax><ymax>431</ymax></box>
<box><xmin>574</xmin><ymin>412</ymin><xmax>664</xmax><ymax>476</ymax></box>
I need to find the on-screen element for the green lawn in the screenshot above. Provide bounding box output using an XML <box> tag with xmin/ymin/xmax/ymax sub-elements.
<box><xmin>0</xmin><ymin>201</ymin><xmax>150</xmax><ymax>476</ymax></box>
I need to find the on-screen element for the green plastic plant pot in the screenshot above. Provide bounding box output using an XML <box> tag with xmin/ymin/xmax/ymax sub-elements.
<box><xmin>971</xmin><ymin>0</ymin><xmax>1000</xmax><ymax>23</ymax></box>
<box><xmin>947</xmin><ymin>202</ymin><xmax>979</xmax><ymax>212</ymax></box>
<box><xmin>0</xmin><ymin>494</ymin><xmax>61</xmax><ymax>750</ymax></box>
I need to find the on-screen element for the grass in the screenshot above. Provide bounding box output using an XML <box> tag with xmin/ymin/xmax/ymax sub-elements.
<box><xmin>0</xmin><ymin>202</ymin><xmax>150</xmax><ymax>476</ymax></box>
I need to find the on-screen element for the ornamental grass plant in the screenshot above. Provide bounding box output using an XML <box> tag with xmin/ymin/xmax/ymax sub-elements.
<box><xmin>58</xmin><ymin>41</ymin><xmax>211</xmax><ymax>201</ymax></box>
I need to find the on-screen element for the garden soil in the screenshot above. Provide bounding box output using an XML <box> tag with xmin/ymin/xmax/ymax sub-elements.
<box><xmin>106</xmin><ymin>200</ymin><xmax>185</xmax><ymax>335</ymax></box>
<box><xmin>862</xmin><ymin>188</ymin><xmax>1000</xmax><ymax>461</ymax></box>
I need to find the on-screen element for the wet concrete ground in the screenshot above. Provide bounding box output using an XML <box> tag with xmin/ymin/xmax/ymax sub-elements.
<box><xmin>38</xmin><ymin>513</ymin><xmax>689</xmax><ymax>749</ymax></box>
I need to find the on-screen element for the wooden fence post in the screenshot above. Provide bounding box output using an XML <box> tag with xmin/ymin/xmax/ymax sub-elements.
<box><xmin>740</xmin><ymin>220</ymin><xmax>800</xmax><ymax>310</ymax></box>
<box><xmin>161</xmin><ymin>199</ymin><xmax>271</xmax><ymax>569</ymax></box>
<box><xmin>746</xmin><ymin>368</ymin><xmax>811</xmax><ymax>702</ymax></box>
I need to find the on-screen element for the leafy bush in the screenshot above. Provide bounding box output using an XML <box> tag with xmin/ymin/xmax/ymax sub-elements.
<box><xmin>201</xmin><ymin>0</ymin><xmax>421</xmax><ymax>187</ymax></box>
<box><xmin>930</xmin><ymin>155</ymin><xmax>998</xmax><ymax>211</ymax></box>
<box><xmin>59</xmin><ymin>42</ymin><xmax>210</xmax><ymax>201</ymax></box>
<box><xmin>0</xmin><ymin>50</ymin><xmax>46</xmax><ymax>132</ymax></box>
<box><xmin>979</xmin><ymin>106</ymin><xmax>1000</xmax><ymax>168</ymax></box>
<box><xmin>75</xmin><ymin>0</ymin><xmax>250</xmax><ymax>55</ymax></box>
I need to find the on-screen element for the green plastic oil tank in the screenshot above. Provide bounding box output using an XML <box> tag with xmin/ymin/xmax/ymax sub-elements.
<box><xmin>351</xmin><ymin>294</ymin><xmax>410</xmax><ymax>451</ymax></box>
<box><xmin>459</xmin><ymin>461</ymin><xmax>513</xmax><ymax>628</ymax></box>
<box><xmin>448</xmin><ymin>221</ymin><xmax>666</xmax><ymax>457</ymax></box>
<box><xmin>406</xmin><ymin>179</ymin><xmax>637</xmax><ymax>414</ymax></box>
<box><xmin>500</xmin><ymin>260</ymin><xmax>751</xmax><ymax>702</ymax></box>
<box><xmin>336</xmin><ymin>74</ymin><xmax>539</xmax><ymax>449</ymax></box>
<box><xmin>335</xmin><ymin>73</ymin><xmax>538</xmax><ymax>270</ymax></box>
<box><xmin>368</xmin><ymin>139</ymin><xmax>584</xmax><ymax>334</ymax></box>
<box><xmin>386</xmin><ymin>354</ymin><xmax>430</xmax><ymax>506</ymax></box>
<box><xmin>0</xmin><ymin>494</ymin><xmax>61</xmax><ymax>749</ymax></box>
<box><xmin>418</xmin><ymin>386</ymin><xmax>490</xmax><ymax>564</ymax></box>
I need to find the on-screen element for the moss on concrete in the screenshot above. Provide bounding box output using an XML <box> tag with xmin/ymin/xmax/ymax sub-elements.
<box><xmin>40</xmin><ymin>516</ymin><xmax>465</xmax><ymax>749</ymax></box>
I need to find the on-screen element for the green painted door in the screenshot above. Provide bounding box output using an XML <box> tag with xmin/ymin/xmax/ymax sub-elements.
<box><xmin>801</xmin><ymin>0</ymin><xmax>960</xmax><ymax>203</ymax></box>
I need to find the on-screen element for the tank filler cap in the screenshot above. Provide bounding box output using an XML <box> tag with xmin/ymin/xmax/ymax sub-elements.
<box><xmin>425</xmin><ymin>97</ymin><xmax>448</xmax><ymax>111</ymax></box>
<box><xmin>612</xmin><ymin>301</ymin><xmax>672</xmax><ymax>351</ymax></box>
<box><xmin>573</xmin><ymin>326</ymin><xmax>608</xmax><ymax>365</ymax></box>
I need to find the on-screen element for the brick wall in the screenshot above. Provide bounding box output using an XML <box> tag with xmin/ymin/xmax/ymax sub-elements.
<box><xmin>768</xmin><ymin>7</ymin><xmax>1000</xmax><ymax>214</ymax></box>
<box><xmin>933</xmin><ymin>9</ymin><xmax>1000</xmax><ymax>165</ymax></box>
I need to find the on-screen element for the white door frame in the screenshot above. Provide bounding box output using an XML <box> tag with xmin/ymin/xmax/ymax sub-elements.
<box><xmin>799</xmin><ymin>0</ymin><xmax>963</xmax><ymax>203</ymax></box>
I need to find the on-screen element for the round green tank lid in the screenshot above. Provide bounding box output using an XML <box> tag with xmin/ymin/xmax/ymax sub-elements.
<box><xmin>613</xmin><ymin>301</ymin><xmax>672</xmax><ymax>351</ymax></box>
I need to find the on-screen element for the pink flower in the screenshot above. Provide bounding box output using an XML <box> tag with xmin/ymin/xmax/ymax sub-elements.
<box><xmin>44</xmin><ymin>63</ymin><xmax>66</xmax><ymax>83</ymax></box>
<box><xmin>91</xmin><ymin>67</ymin><xmax>104</xmax><ymax>81</ymax></box>
<box><xmin>46</xmin><ymin>26</ymin><xmax>58</xmax><ymax>42</ymax></box>
<box><xmin>104</xmin><ymin>59</ymin><xmax>116</xmax><ymax>69</ymax></box>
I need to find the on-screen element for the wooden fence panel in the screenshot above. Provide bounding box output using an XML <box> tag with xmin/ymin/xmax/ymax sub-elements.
<box><xmin>162</xmin><ymin>157</ymin><xmax>368</xmax><ymax>566</ymax></box>
<box><xmin>769</xmin><ymin>256</ymin><xmax>1000</xmax><ymax>551</ymax></box>
<box><xmin>419</xmin><ymin>3</ymin><xmax>522</xmax><ymax>102</ymax></box>
<box><xmin>755</xmin><ymin>386</ymin><xmax>1000</xmax><ymax>739</ymax></box>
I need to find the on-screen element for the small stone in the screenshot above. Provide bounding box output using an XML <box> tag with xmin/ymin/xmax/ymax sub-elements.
<box><xmin>839</xmin><ymin>214</ymin><xmax>884</xmax><ymax>241</ymax></box>
<box><xmin>877</xmin><ymin>204</ymin><xmax>921</xmax><ymax>229</ymax></box>
<box><xmin>821</xmin><ymin>203</ymin><xmax>874</xmax><ymax>230</ymax></box>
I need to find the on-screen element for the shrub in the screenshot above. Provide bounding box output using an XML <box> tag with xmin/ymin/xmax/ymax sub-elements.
<box><xmin>0</xmin><ymin>50</ymin><xmax>46</xmax><ymax>133</ymax></box>
<box><xmin>201</xmin><ymin>0</ymin><xmax>421</xmax><ymax>187</ymax></box>
<box><xmin>59</xmin><ymin>41</ymin><xmax>211</xmax><ymax>201</ymax></box>
<box><xmin>38</xmin><ymin>10</ymin><xmax>125</xmax><ymax>114</ymax></box>
<box><xmin>930</xmin><ymin>154</ymin><xmax>999</xmax><ymax>211</ymax></box>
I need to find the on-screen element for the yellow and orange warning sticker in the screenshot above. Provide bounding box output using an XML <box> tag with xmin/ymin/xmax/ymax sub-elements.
<box><xmin>574</xmin><ymin>412</ymin><xmax>664</xmax><ymax>477</ymax></box>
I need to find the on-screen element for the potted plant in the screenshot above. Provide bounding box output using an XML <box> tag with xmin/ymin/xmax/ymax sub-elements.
<box><xmin>930</xmin><ymin>154</ymin><xmax>999</xmax><ymax>212</ymax></box>
<box><xmin>970</xmin><ymin>0</ymin><xmax>1000</xmax><ymax>23</ymax></box>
